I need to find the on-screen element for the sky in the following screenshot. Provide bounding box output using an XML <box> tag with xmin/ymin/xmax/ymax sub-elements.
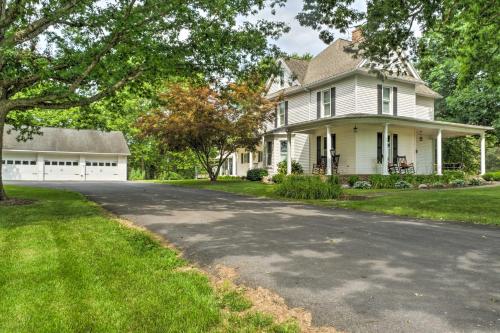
<box><xmin>254</xmin><ymin>0</ymin><xmax>367</xmax><ymax>56</ymax></box>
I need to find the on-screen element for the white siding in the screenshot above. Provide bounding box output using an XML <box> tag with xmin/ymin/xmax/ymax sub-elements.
<box><xmin>288</xmin><ymin>92</ymin><xmax>310</xmax><ymax>124</ymax></box>
<box><xmin>416</xmin><ymin>136</ymin><xmax>434</xmax><ymax>174</ymax></box>
<box><xmin>293</xmin><ymin>133</ymin><xmax>310</xmax><ymax>174</ymax></box>
<box><xmin>355</xmin><ymin>75</ymin><xmax>416</xmax><ymax>118</ymax></box>
<box><xmin>356</xmin><ymin>75</ymin><xmax>378</xmax><ymax>114</ymax></box>
<box><xmin>310</xmin><ymin>77</ymin><xmax>356</xmax><ymax>120</ymax></box>
<box><xmin>415</xmin><ymin>96</ymin><xmax>435</xmax><ymax>120</ymax></box>
<box><xmin>355</xmin><ymin>125</ymin><xmax>416</xmax><ymax>174</ymax></box>
<box><xmin>309</xmin><ymin>127</ymin><xmax>356</xmax><ymax>174</ymax></box>
<box><xmin>396</xmin><ymin>81</ymin><xmax>415</xmax><ymax>118</ymax></box>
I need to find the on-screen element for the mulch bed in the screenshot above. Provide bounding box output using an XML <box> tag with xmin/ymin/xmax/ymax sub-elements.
<box><xmin>0</xmin><ymin>198</ymin><xmax>36</xmax><ymax>206</ymax></box>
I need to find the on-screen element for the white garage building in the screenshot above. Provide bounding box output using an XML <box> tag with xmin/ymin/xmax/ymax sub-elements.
<box><xmin>2</xmin><ymin>125</ymin><xmax>130</xmax><ymax>181</ymax></box>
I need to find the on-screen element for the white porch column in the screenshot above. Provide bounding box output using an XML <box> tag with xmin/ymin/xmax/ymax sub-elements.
<box><xmin>326</xmin><ymin>126</ymin><xmax>332</xmax><ymax>175</ymax></box>
<box><xmin>436</xmin><ymin>129</ymin><xmax>442</xmax><ymax>175</ymax></box>
<box><xmin>232</xmin><ymin>152</ymin><xmax>237</xmax><ymax>176</ymax></box>
<box><xmin>480</xmin><ymin>132</ymin><xmax>486</xmax><ymax>175</ymax></box>
<box><xmin>248</xmin><ymin>150</ymin><xmax>253</xmax><ymax>170</ymax></box>
<box><xmin>286</xmin><ymin>131</ymin><xmax>292</xmax><ymax>175</ymax></box>
<box><xmin>382</xmin><ymin>123</ymin><xmax>389</xmax><ymax>175</ymax></box>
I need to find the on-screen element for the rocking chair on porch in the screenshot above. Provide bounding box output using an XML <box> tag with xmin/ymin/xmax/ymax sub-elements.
<box><xmin>396</xmin><ymin>155</ymin><xmax>415</xmax><ymax>174</ymax></box>
<box><xmin>312</xmin><ymin>156</ymin><xmax>327</xmax><ymax>174</ymax></box>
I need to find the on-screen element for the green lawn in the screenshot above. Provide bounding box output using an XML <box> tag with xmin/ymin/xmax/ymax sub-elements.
<box><xmin>161</xmin><ymin>179</ymin><xmax>500</xmax><ymax>225</ymax></box>
<box><xmin>0</xmin><ymin>186</ymin><xmax>298</xmax><ymax>333</ymax></box>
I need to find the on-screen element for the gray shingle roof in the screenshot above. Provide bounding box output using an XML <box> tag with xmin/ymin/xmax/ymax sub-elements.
<box><xmin>283</xmin><ymin>58</ymin><xmax>309</xmax><ymax>84</ymax></box>
<box><xmin>279</xmin><ymin>39</ymin><xmax>441</xmax><ymax>98</ymax></box>
<box><xmin>302</xmin><ymin>39</ymin><xmax>364</xmax><ymax>85</ymax></box>
<box><xmin>3</xmin><ymin>125</ymin><xmax>130</xmax><ymax>155</ymax></box>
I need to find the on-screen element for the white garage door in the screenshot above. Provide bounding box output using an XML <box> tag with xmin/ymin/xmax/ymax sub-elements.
<box><xmin>44</xmin><ymin>160</ymin><xmax>82</xmax><ymax>181</ymax></box>
<box><xmin>2</xmin><ymin>159</ymin><xmax>38</xmax><ymax>180</ymax></box>
<box><xmin>85</xmin><ymin>160</ymin><xmax>121</xmax><ymax>181</ymax></box>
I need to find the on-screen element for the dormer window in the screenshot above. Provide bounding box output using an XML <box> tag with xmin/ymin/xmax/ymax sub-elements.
<box><xmin>279</xmin><ymin>72</ymin><xmax>285</xmax><ymax>88</ymax></box>
<box><xmin>382</xmin><ymin>86</ymin><xmax>391</xmax><ymax>114</ymax></box>
<box><xmin>322</xmin><ymin>89</ymin><xmax>331</xmax><ymax>117</ymax></box>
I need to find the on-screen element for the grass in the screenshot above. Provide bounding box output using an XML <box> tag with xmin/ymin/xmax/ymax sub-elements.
<box><xmin>0</xmin><ymin>186</ymin><xmax>299</xmax><ymax>333</ymax></box>
<box><xmin>160</xmin><ymin>179</ymin><xmax>500</xmax><ymax>225</ymax></box>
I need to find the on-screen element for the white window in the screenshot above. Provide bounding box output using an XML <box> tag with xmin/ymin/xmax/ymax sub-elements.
<box><xmin>279</xmin><ymin>72</ymin><xmax>285</xmax><ymax>88</ymax></box>
<box><xmin>240</xmin><ymin>153</ymin><xmax>249</xmax><ymax>164</ymax></box>
<box><xmin>382</xmin><ymin>86</ymin><xmax>391</xmax><ymax>114</ymax></box>
<box><xmin>278</xmin><ymin>101</ymin><xmax>286</xmax><ymax>126</ymax></box>
<box><xmin>322</xmin><ymin>89</ymin><xmax>331</xmax><ymax>117</ymax></box>
<box><xmin>280</xmin><ymin>140</ymin><xmax>288</xmax><ymax>161</ymax></box>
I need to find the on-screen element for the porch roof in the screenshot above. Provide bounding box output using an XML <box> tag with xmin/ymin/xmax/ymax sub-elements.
<box><xmin>268</xmin><ymin>114</ymin><xmax>493</xmax><ymax>137</ymax></box>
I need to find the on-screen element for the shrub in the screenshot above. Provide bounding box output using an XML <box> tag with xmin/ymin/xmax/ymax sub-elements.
<box><xmin>159</xmin><ymin>171</ymin><xmax>183</xmax><ymax>180</ymax></box>
<box><xmin>368</xmin><ymin>174</ymin><xmax>400</xmax><ymax>189</ymax></box>
<box><xmin>450</xmin><ymin>179</ymin><xmax>466</xmax><ymax>187</ymax></box>
<box><xmin>347</xmin><ymin>175</ymin><xmax>359</xmax><ymax>187</ymax></box>
<box><xmin>129</xmin><ymin>168</ymin><xmax>145</xmax><ymax>180</ymax></box>
<box><xmin>431</xmin><ymin>182</ymin><xmax>445</xmax><ymax>188</ymax></box>
<box><xmin>275</xmin><ymin>175</ymin><xmax>343</xmax><ymax>199</ymax></box>
<box><xmin>468</xmin><ymin>177</ymin><xmax>483</xmax><ymax>186</ymax></box>
<box><xmin>394</xmin><ymin>180</ymin><xmax>412</xmax><ymax>189</ymax></box>
<box><xmin>272</xmin><ymin>173</ymin><xmax>285</xmax><ymax>184</ymax></box>
<box><xmin>246</xmin><ymin>168</ymin><xmax>268</xmax><ymax>181</ymax></box>
<box><xmin>218</xmin><ymin>175</ymin><xmax>241</xmax><ymax>180</ymax></box>
<box><xmin>327</xmin><ymin>175</ymin><xmax>340</xmax><ymax>185</ymax></box>
<box><xmin>482</xmin><ymin>171</ymin><xmax>500</xmax><ymax>181</ymax></box>
<box><xmin>352</xmin><ymin>181</ymin><xmax>372</xmax><ymax>189</ymax></box>
<box><xmin>442</xmin><ymin>170</ymin><xmax>466</xmax><ymax>183</ymax></box>
<box><xmin>277</xmin><ymin>160</ymin><xmax>304</xmax><ymax>175</ymax></box>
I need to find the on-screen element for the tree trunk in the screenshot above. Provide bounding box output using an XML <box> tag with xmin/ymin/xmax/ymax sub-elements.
<box><xmin>0</xmin><ymin>110</ymin><xmax>8</xmax><ymax>201</ymax></box>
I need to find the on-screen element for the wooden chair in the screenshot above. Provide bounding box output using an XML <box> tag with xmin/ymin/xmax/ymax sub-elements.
<box><xmin>388</xmin><ymin>162</ymin><xmax>399</xmax><ymax>174</ymax></box>
<box><xmin>312</xmin><ymin>156</ymin><xmax>327</xmax><ymax>175</ymax></box>
<box><xmin>330</xmin><ymin>150</ymin><xmax>340</xmax><ymax>174</ymax></box>
<box><xmin>396</xmin><ymin>155</ymin><xmax>415</xmax><ymax>174</ymax></box>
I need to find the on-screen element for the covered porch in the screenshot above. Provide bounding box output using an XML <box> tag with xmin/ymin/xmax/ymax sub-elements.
<box><xmin>281</xmin><ymin>114</ymin><xmax>491</xmax><ymax>176</ymax></box>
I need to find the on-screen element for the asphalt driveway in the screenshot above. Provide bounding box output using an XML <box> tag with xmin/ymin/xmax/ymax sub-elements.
<box><xmin>12</xmin><ymin>181</ymin><xmax>500</xmax><ymax>333</ymax></box>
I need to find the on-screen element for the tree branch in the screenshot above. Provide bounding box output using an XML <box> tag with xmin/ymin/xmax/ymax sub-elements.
<box><xmin>7</xmin><ymin>69</ymin><xmax>142</xmax><ymax>111</ymax></box>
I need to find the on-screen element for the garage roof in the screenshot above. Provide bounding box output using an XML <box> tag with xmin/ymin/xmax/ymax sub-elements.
<box><xmin>3</xmin><ymin>125</ymin><xmax>130</xmax><ymax>155</ymax></box>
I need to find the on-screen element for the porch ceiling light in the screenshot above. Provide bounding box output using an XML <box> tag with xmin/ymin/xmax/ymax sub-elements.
<box><xmin>353</xmin><ymin>124</ymin><xmax>358</xmax><ymax>133</ymax></box>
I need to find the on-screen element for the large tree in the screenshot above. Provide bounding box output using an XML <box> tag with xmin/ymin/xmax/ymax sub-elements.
<box><xmin>0</xmin><ymin>0</ymin><xmax>287</xmax><ymax>200</ymax></box>
<box><xmin>137</xmin><ymin>80</ymin><xmax>276</xmax><ymax>181</ymax></box>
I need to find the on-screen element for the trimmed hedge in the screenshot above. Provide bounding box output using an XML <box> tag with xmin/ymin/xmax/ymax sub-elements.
<box><xmin>483</xmin><ymin>171</ymin><xmax>500</xmax><ymax>181</ymax></box>
<box><xmin>275</xmin><ymin>175</ymin><xmax>343</xmax><ymax>199</ymax></box>
<box><xmin>246</xmin><ymin>168</ymin><xmax>268</xmax><ymax>181</ymax></box>
<box><xmin>277</xmin><ymin>160</ymin><xmax>304</xmax><ymax>175</ymax></box>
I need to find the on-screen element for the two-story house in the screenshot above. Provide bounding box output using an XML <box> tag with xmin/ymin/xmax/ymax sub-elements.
<box><xmin>226</xmin><ymin>32</ymin><xmax>491</xmax><ymax>177</ymax></box>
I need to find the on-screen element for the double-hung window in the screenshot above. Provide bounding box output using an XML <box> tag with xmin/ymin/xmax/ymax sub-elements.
<box><xmin>279</xmin><ymin>72</ymin><xmax>285</xmax><ymax>88</ymax></box>
<box><xmin>382</xmin><ymin>86</ymin><xmax>391</xmax><ymax>114</ymax></box>
<box><xmin>280</xmin><ymin>140</ymin><xmax>288</xmax><ymax>161</ymax></box>
<box><xmin>266</xmin><ymin>141</ymin><xmax>273</xmax><ymax>166</ymax></box>
<box><xmin>322</xmin><ymin>89</ymin><xmax>331</xmax><ymax>117</ymax></box>
<box><xmin>278</xmin><ymin>101</ymin><xmax>286</xmax><ymax>126</ymax></box>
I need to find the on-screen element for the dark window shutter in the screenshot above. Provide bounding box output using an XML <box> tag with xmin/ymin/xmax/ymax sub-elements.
<box><xmin>330</xmin><ymin>87</ymin><xmax>336</xmax><ymax>117</ymax></box>
<box><xmin>284</xmin><ymin>101</ymin><xmax>288</xmax><ymax>125</ymax></box>
<box><xmin>392</xmin><ymin>134</ymin><xmax>398</xmax><ymax>163</ymax></box>
<box><xmin>393</xmin><ymin>87</ymin><xmax>398</xmax><ymax>116</ymax></box>
<box><xmin>331</xmin><ymin>134</ymin><xmax>336</xmax><ymax>151</ymax></box>
<box><xmin>377</xmin><ymin>132</ymin><xmax>383</xmax><ymax>163</ymax></box>
<box><xmin>316</xmin><ymin>91</ymin><xmax>321</xmax><ymax>119</ymax></box>
<box><xmin>377</xmin><ymin>84</ymin><xmax>382</xmax><ymax>115</ymax></box>
<box><xmin>316</xmin><ymin>136</ymin><xmax>321</xmax><ymax>163</ymax></box>
<box><xmin>274</xmin><ymin>106</ymin><xmax>278</xmax><ymax>128</ymax></box>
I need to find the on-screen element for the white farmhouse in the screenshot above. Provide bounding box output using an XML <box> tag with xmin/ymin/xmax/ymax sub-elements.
<box><xmin>2</xmin><ymin>126</ymin><xmax>129</xmax><ymax>181</ymax></box>
<box><xmin>226</xmin><ymin>33</ymin><xmax>492</xmax><ymax>177</ymax></box>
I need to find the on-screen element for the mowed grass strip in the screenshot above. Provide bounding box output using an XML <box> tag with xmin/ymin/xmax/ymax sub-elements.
<box><xmin>161</xmin><ymin>179</ymin><xmax>500</xmax><ymax>225</ymax></box>
<box><xmin>0</xmin><ymin>186</ymin><xmax>298</xmax><ymax>333</ymax></box>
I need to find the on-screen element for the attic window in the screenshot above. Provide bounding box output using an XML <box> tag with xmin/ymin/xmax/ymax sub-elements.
<box><xmin>279</xmin><ymin>72</ymin><xmax>285</xmax><ymax>88</ymax></box>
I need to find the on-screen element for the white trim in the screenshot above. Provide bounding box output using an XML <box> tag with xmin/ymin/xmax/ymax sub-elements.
<box><xmin>3</xmin><ymin>149</ymin><xmax>130</xmax><ymax>156</ymax></box>
<box><xmin>354</xmin><ymin>75</ymin><xmax>358</xmax><ymax>113</ymax></box>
